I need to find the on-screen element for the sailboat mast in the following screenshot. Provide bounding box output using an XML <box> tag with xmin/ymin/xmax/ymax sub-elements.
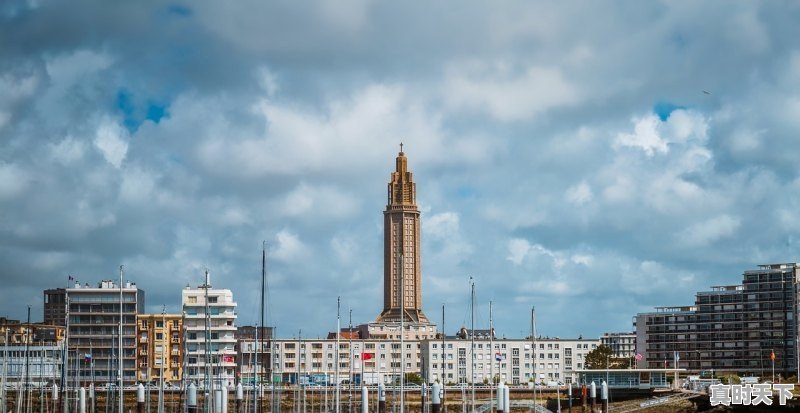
<box><xmin>118</xmin><ymin>266</ymin><xmax>124</xmax><ymax>413</ymax></box>
<box><xmin>256</xmin><ymin>242</ymin><xmax>266</xmax><ymax>413</ymax></box>
<box><xmin>440</xmin><ymin>304</ymin><xmax>445</xmax><ymax>410</ymax></box>
<box><xmin>399</xmin><ymin>253</ymin><xmax>404</xmax><ymax>413</ymax></box>
<box><xmin>489</xmin><ymin>301</ymin><xmax>493</xmax><ymax>408</ymax></box>
<box><xmin>158</xmin><ymin>308</ymin><xmax>165</xmax><ymax>413</ymax></box>
<box><xmin>203</xmin><ymin>270</ymin><xmax>211</xmax><ymax>413</ymax></box>
<box><xmin>335</xmin><ymin>297</ymin><xmax>341</xmax><ymax>413</ymax></box>
<box><xmin>24</xmin><ymin>306</ymin><xmax>31</xmax><ymax>413</ymax></box>
<box><xmin>470</xmin><ymin>280</ymin><xmax>475</xmax><ymax>413</ymax></box>
<box><xmin>530</xmin><ymin>307</ymin><xmax>537</xmax><ymax>407</ymax></box>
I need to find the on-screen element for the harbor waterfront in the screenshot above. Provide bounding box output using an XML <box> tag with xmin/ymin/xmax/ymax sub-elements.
<box><xmin>3</xmin><ymin>382</ymin><xmax>799</xmax><ymax>413</ymax></box>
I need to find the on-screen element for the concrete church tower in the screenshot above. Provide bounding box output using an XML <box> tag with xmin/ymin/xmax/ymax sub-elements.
<box><xmin>375</xmin><ymin>144</ymin><xmax>430</xmax><ymax>324</ymax></box>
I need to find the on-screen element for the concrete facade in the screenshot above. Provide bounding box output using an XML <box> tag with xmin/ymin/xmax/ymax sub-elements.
<box><xmin>635</xmin><ymin>263</ymin><xmax>800</xmax><ymax>378</ymax></box>
<box><xmin>182</xmin><ymin>276</ymin><xmax>237</xmax><ymax>387</ymax></box>
<box><xmin>248</xmin><ymin>336</ymin><xmax>599</xmax><ymax>386</ymax></box>
<box><xmin>422</xmin><ymin>337</ymin><xmax>599</xmax><ymax>386</ymax></box>
<box><xmin>376</xmin><ymin>148</ymin><xmax>429</xmax><ymax>324</ymax></box>
<box><xmin>136</xmin><ymin>313</ymin><xmax>184</xmax><ymax>385</ymax></box>
<box><xmin>600</xmin><ymin>332</ymin><xmax>636</xmax><ymax>359</ymax></box>
<box><xmin>66</xmin><ymin>280</ymin><xmax>144</xmax><ymax>385</ymax></box>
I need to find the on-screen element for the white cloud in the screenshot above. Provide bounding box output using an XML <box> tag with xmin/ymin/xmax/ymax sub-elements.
<box><xmin>280</xmin><ymin>183</ymin><xmax>359</xmax><ymax>220</ymax></box>
<box><xmin>219</xmin><ymin>207</ymin><xmax>250</xmax><ymax>227</ymax></box>
<box><xmin>614</xmin><ymin>110</ymin><xmax>709</xmax><ymax>157</ymax></box>
<box><xmin>571</xmin><ymin>254</ymin><xmax>594</xmax><ymax>266</ymax></box>
<box><xmin>507</xmin><ymin>238</ymin><xmax>532</xmax><ymax>266</ymax></box>
<box><xmin>119</xmin><ymin>167</ymin><xmax>157</xmax><ymax>204</ymax></box>
<box><xmin>331</xmin><ymin>235</ymin><xmax>359</xmax><ymax>264</ymax></box>
<box><xmin>49</xmin><ymin>136</ymin><xmax>86</xmax><ymax>164</ymax></box>
<box><xmin>506</xmin><ymin>238</ymin><xmax>565</xmax><ymax>269</ymax></box>
<box><xmin>677</xmin><ymin>215</ymin><xmax>741</xmax><ymax>247</ymax></box>
<box><xmin>45</xmin><ymin>50</ymin><xmax>112</xmax><ymax>85</ymax></box>
<box><xmin>444</xmin><ymin>63</ymin><xmax>579</xmax><ymax>121</ymax></box>
<box><xmin>424</xmin><ymin>212</ymin><xmax>460</xmax><ymax>239</ymax></box>
<box><xmin>566</xmin><ymin>181</ymin><xmax>593</xmax><ymax>205</ymax></box>
<box><xmin>614</xmin><ymin>115</ymin><xmax>667</xmax><ymax>156</ymax></box>
<box><xmin>272</xmin><ymin>229</ymin><xmax>308</xmax><ymax>262</ymax></box>
<box><xmin>94</xmin><ymin>119</ymin><xmax>129</xmax><ymax>168</ymax></box>
<box><xmin>0</xmin><ymin>163</ymin><xmax>30</xmax><ymax>200</ymax></box>
<box><xmin>430</xmin><ymin>213</ymin><xmax>474</xmax><ymax>265</ymax></box>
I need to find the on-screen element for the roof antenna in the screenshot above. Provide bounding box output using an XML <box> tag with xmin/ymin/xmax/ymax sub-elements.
<box><xmin>400</xmin><ymin>142</ymin><xmax>404</xmax><ymax>153</ymax></box>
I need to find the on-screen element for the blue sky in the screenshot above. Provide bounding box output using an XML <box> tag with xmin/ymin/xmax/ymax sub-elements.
<box><xmin>2</xmin><ymin>1</ymin><xmax>800</xmax><ymax>339</ymax></box>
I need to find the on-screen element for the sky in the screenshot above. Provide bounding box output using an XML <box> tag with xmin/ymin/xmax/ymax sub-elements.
<box><xmin>2</xmin><ymin>0</ymin><xmax>800</xmax><ymax>340</ymax></box>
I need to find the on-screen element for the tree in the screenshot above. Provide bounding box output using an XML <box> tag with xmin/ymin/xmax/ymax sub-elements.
<box><xmin>585</xmin><ymin>345</ymin><xmax>632</xmax><ymax>369</ymax></box>
<box><xmin>404</xmin><ymin>372</ymin><xmax>423</xmax><ymax>385</ymax></box>
<box><xmin>585</xmin><ymin>345</ymin><xmax>614</xmax><ymax>369</ymax></box>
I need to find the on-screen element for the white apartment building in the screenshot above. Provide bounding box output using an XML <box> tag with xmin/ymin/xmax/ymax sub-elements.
<box><xmin>600</xmin><ymin>332</ymin><xmax>636</xmax><ymax>359</ymax></box>
<box><xmin>421</xmin><ymin>337</ymin><xmax>599</xmax><ymax>386</ymax></box>
<box><xmin>182</xmin><ymin>275</ymin><xmax>237</xmax><ymax>387</ymax></box>
<box><xmin>0</xmin><ymin>344</ymin><xmax>63</xmax><ymax>384</ymax></box>
<box><xmin>253</xmin><ymin>338</ymin><xmax>424</xmax><ymax>385</ymax></box>
<box><xmin>253</xmin><ymin>336</ymin><xmax>599</xmax><ymax>386</ymax></box>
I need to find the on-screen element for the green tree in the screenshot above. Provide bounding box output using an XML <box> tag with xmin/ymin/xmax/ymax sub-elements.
<box><xmin>585</xmin><ymin>345</ymin><xmax>614</xmax><ymax>369</ymax></box>
<box><xmin>404</xmin><ymin>372</ymin><xmax>423</xmax><ymax>385</ymax></box>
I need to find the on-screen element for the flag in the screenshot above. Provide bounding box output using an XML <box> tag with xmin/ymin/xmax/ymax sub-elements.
<box><xmin>361</xmin><ymin>352</ymin><xmax>374</xmax><ymax>361</ymax></box>
<box><xmin>84</xmin><ymin>354</ymin><xmax>92</xmax><ymax>362</ymax></box>
<box><xmin>634</xmin><ymin>353</ymin><xmax>643</xmax><ymax>362</ymax></box>
<box><xmin>68</xmin><ymin>275</ymin><xmax>74</xmax><ymax>281</ymax></box>
<box><xmin>770</xmin><ymin>350</ymin><xmax>776</xmax><ymax>361</ymax></box>
<box><xmin>223</xmin><ymin>355</ymin><xmax>234</xmax><ymax>363</ymax></box>
<box><xmin>495</xmin><ymin>352</ymin><xmax>505</xmax><ymax>362</ymax></box>
<box><xmin>674</xmin><ymin>351</ymin><xmax>680</xmax><ymax>365</ymax></box>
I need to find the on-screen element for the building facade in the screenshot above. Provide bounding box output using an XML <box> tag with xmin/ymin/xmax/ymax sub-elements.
<box><xmin>66</xmin><ymin>279</ymin><xmax>145</xmax><ymax>385</ymax></box>
<box><xmin>257</xmin><ymin>336</ymin><xmax>598</xmax><ymax>386</ymax></box>
<box><xmin>236</xmin><ymin>326</ymin><xmax>274</xmax><ymax>385</ymax></box>
<box><xmin>600</xmin><ymin>332</ymin><xmax>636</xmax><ymax>359</ymax></box>
<box><xmin>422</xmin><ymin>337</ymin><xmax>598</xmax><ymax>386</ymax></box>
<box><xmin>43</xmin><ymin>288</ymin><xmax>67</xmax><ymax>326</ymax></box>
<box><xmin>376</xmin><ymin>147</ymin><xmax>430</xmax><ymax>325</ymax></box>
<box><xmin>266</xmin><ymin>337</ymin><xmax>424</xmax><ymax>385</ymax></box>
<box><xmin>0</xmin><ymin>343</ymin><xmax>63</xmax><ymax>384</ymax></box>
<box><xmin>137</xmin><ymin>313</ymin><xmax>184</xmax><ymax>385</ymax></box>
<box><xmin>182</xmin><ymin>274</ymin><xmax>237</xmax><ymax>387</ymax></box>
<box><xmin>0</xmin><ymin>319</ymin><xmax>65</xmax><ymax>345</ymax></box>
<box><xmin>635</xmin><ymin>263</ymin><xmax>800</xmax><ymax>378</ymax></box>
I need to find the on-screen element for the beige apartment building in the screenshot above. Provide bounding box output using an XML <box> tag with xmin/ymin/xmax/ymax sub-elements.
<box><xmin>137</xmin><ymin>313</ymin><xmax>183</xmax><ymax>384</ymax></box>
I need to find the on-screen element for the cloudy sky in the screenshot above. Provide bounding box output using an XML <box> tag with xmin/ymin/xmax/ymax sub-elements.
<box><xmin>2</xmin><ymin>0</ymin><xmax>800</xmax><ymax>339</ymax></box>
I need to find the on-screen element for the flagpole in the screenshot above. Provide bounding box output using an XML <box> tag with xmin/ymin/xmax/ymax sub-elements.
<box><xmin>772</xmin><ymin>350</ymin><xmax>775</xmax><ymax>383</ymax></box>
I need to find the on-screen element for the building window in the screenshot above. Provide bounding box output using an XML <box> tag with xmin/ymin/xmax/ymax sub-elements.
<box><xmin>187</xmin><ymin>296</ymin><xmax>197</xmax><ymax>304</ymax></box>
